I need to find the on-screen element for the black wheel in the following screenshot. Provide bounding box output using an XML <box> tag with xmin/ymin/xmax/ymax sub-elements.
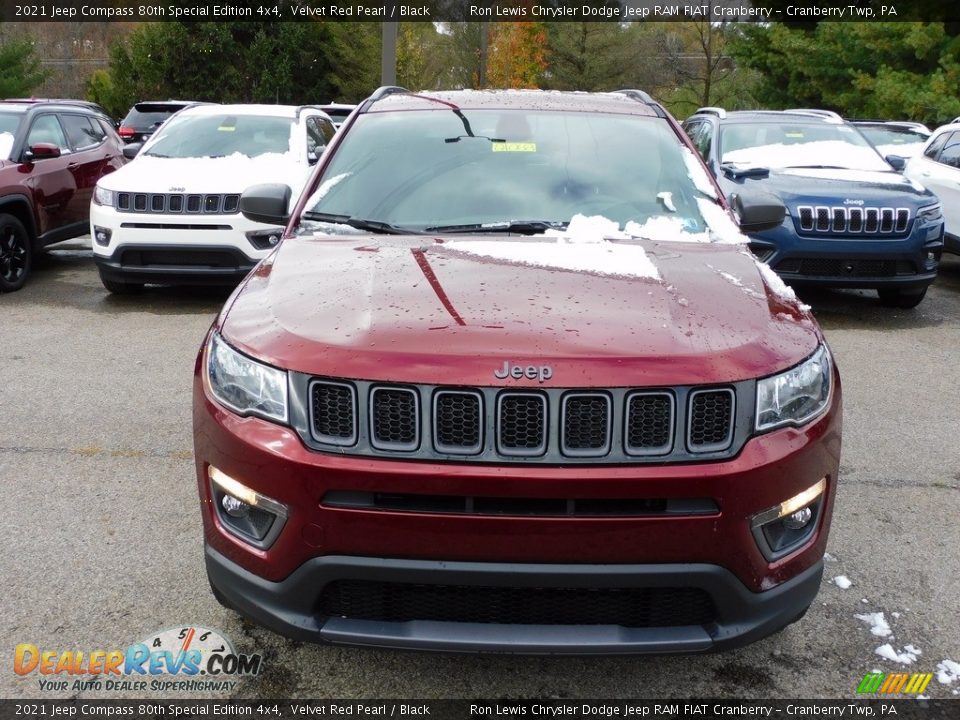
<box><xmin>877</xmin><ymin>286</ymin><xmax>927</xmax><ymax>309</ymax></box>
<box><xmin>98</xmin><ymin>268</ymin><xmax>143</xmax><ymax>295</ymax></box>
<box><xmin>0</xmin><ymin>213</ymin><xmax>32</xmax><ymax>292</ymax></box>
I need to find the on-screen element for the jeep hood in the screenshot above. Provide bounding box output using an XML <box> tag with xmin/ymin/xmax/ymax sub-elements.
<box><xmin>97</xmin><ymin>154</ymin><xmax>309</xmax><ymax>195</ymax></box>
<box><xmin>723</xmin><ymin>166</ymin><xmax>934</xmax><ymax>208</ymax></box>
<box><xmin>220</xmin><ymin>236</ymin><xmax>822</xmax><ymax>387</ymax></box>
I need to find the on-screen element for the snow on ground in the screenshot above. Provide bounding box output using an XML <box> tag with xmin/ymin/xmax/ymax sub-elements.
<box><xmin>824</xmin><ymin>552</ymin><xmax>837</xmax><ymax>562</ymax></box>
<box><xmin>833</xmin><ymin>575</ymin><xmax>852</xmax><ymax>589</ymax></box>
<box><xmin>875</xmin><ymin>643</ymin><xmax>921</xmax><ymax>665</ymax></box>
<box><xmin>936</xmin><ymin>659</ymin><xmax>960</xmax><ymax>685</ymax></box>
<box><xmin>856</xmin><ymin>612</ymin><xmax>892</xmax><ymax>637</ymax></box>
<box><xmin>446</xmin><ymin>214</ymin><xmax>661</xmax><ymax>280</ymax></box>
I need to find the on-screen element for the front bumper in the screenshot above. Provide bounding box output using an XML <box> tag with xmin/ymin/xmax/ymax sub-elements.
<box><xmin>206</xmin><ymin>546</ymin><xmax>824</xmax><ymax>654</ymax></box>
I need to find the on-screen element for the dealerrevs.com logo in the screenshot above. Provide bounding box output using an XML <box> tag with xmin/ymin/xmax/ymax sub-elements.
<box><xmin>14</xmin><ymin>626</ymin><xmax>262</xmax><ymax>693</ymax></box>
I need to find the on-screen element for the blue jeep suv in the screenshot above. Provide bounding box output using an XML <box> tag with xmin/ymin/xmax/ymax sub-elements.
<box><xmin>682</xmin><ymin>108</ymin><xmax>944</xmax><ymax>308</ymax></box>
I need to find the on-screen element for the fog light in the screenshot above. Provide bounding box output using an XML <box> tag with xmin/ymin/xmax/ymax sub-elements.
<box><xmin>221</xmin><ymin>494</ymin><xmax>250</xmax><ymax>518</ymax></box>
<box><xmin>783</xmin><ymin>506</ymin><xmax>813</xmax><ymax>530</ymax></box>
<box><xmin>208</xmin><ymin>466</ymin><xmax>288</xmax><ymax>548</ymax></box>
<box><xmin>751</xmin><ymin>478</ymin><xmax>826</xmax><ymax>560</ymax></box>
<box><xmin>245</xmin><ymin>229</ymin><xmax>283</xmax><ymax>250</ymax></box>
<box><xmin>93</xmin><ymin>226</ymin><xmax>112</xmax><ymax>247</ymax></box>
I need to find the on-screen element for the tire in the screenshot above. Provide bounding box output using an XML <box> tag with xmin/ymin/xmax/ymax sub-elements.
<box><xmin>877</xmin><ymin>286</ymin><xmax>927</xmax><ymax>309</ymax></box>
<box><xmin>98</xmin><ymin>268</ymin><xmax>143</xmax><ymax>295</ymax></box>
<box><xmin>0</xmin><ymin>213</ymin><xmax>32</xmax><ymax>292</ymax></box>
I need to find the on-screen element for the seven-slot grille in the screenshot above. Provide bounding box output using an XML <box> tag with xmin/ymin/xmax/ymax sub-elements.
<box><xmin>304</xmin><ymin>380</ymin><xmax>739</xmax><ymax>463</ymax></box>
<box><xmin>796</xmin><ymin>205</ymin><xmax>910</xmax><ymax>235</ymax></box>
<box><xmin>116</xmin><ymin>192</ymin><xmax>241</xmax><ymax>215</ymax></box>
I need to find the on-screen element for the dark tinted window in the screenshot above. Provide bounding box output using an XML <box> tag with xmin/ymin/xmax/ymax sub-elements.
<box><xmin>923</xmin><ymin>131</ymin><xmax>950</xmax><ymax>160</ymax></box>
<box><xmin>937</xmin><ymin>132</ymin><xmax>960</xmax><ymax>168</ymax></box>
<box><xmin>121</xmin><ymin>106</ymin><xmax>181</xmax><ymax>130</ymax></box>
<box><xmin>60</xmin><ymin>114</ymin><xmax>104</xmax><ymax>149</ymax></box>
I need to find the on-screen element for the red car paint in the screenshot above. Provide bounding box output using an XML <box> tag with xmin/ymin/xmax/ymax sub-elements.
<box><xmin>194</xmin><ymin>90</ymin><xmax>842</xmax><ymax>653</ymax></box>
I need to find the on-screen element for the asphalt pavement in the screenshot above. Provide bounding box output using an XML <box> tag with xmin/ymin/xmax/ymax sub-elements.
<box><xmin>2</xmin><ymin>239</ymin><xmax>958</xmax><ymax>700</ymax></box>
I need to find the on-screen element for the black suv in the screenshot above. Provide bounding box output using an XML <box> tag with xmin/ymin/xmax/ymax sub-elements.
<box><xmin>118</xmin><ymin>100</ymin><xmax>208</xmax><ymax>144</ymax></box>
<box><xmin>682</xmin><ymin>108</ymin><xmax>944</xmax><ymax>308</ymax></box>
<box><xmin>0</xmin><ymin>101</ymin><xmax>126</xmax><ymax>292</ymax></box>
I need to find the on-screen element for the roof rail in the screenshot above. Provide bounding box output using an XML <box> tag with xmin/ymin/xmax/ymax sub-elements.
<box><xmin>613</xmin><ymin>89</ymin><xmax>655</xmax><ymax>104</ymax></box>
<box><xmin>611</xmin><ymin>89</ymin><xmax>666</xmax><ymax>118</ymax></box>
<box><xmin>693</xmin><ymin>106</ymin><xmax>727</xmax><ymax>119</ymax></box>
<box><xmin>369</xmin><ymin>86</ymin><xmax>410</xmax><ymax>101</ymax></box>
<box><xmin>295</xmin><ymin>104</ymin><xmax>325</xmax><ymax>118</ymax></box>
<box><xmin>785</xmin><ymin>108</ymin><xmax>842</xmax><ymax>122</ymax></box>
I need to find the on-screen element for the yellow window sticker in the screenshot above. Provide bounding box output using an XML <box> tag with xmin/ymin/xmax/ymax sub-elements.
<box><xmin>784</xmin><ymin>132</ymin><xmax>804</xmax><ymax>138</ymax></box>
<box><xmin>492</xmin><ymin>142</ymin><xmax>537</xmax><ymax>152</ymax></box>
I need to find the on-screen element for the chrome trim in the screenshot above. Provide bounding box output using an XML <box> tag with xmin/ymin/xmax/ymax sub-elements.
<box><xmin>496</xmin><ymin>392</ymin><xmax>548</xmax><ymax>457</ymax></box>
<box><xmin>369</xmin><ymin>386</ymin><xmax>420</xmax><ymax>452</ymax></box>
<box><xmin>686</xmin><ymin>388</ymin><xmax>735</xmax><ymax>453</ymax></box>
<box><xmin>795</xmin><ymin>204</ymin><xmax>911</xmax><ymax>235</ymax></box>
<box><xmin>432</xmin><ymin>390</ymin><xmax>484</xmax><ymax>455</ymax></box>
<box><xmin>623</xmin><ymin>391</ymin><xmax>675</xmax><ymax>457</ymax></box>
<box><xmin>308</xmin><ymin>379</ymin><xmax>358</xmax><ymax>447</ymax></box>
<box><xmin>560</xmin><ymin>392</ymin><xmax>612</xmax><ymax>458</ymax></box>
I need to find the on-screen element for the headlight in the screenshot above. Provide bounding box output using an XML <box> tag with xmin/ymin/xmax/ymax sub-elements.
<box><xmin>207</xmin><ymin>333</ymin><xmax>288</xmax><ymax>423</ymax></box>
<box><xmin>93</xmin><ymin>186</ymin><xmax>114</xmax><ymax>207</ymax></box>
<box><xmin>755</xmin><ymin>345</ymin><xmax>831</xmax><ymax>432</ymax></box>
<box><xmin>917</xmin><ymin>203</ymin><xmax>942</xmax><ymax>222</ymax></box>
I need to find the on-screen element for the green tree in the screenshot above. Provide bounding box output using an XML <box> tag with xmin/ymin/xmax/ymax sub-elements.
<box><xmin>728</xmin><ymin>22</ymin><xmax>960</xmax><ymax>126</ymax></box>
<box><xmin>541</xmin><ymin>22</ymin><xmax>632</xmax><ymax>91</ymax></box>
<box><xmin>0</xmin><ymin>33</ymin><xmax>49</xmax><ymax>97</ymax></box>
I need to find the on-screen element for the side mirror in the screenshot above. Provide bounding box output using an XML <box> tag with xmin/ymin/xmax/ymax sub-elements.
<box><xmin>122</xmin><ymin>143</ymin><xmax>142</xmax><ymax>160</ymax></box>
<box><xmin>307</xmin><ymin>149</ymin><xmax>319</xmax><ymax>166</ymax></box>
<box><xmin>240</xmin><ymin>183</ymin><xmax>291</xmax><ymax>225</ymax></box>
<box><xmin>885</xmin><ymin>154</ymin><xmax>906</xmax><ymax>171</ymax></box>
<box><xmin>721</xmin><ymin>162</ymin><xmax>770</xmax><ymax>179</ymax></box>
<box><xmin>23</xmin><ymin>143</ymin><xmax>61</xmax><ymax>162</ymax></box>
<box><xmin>730</xmin><ymin>192</ymin><xmax>786</xmax><ymax>234</ymax></box>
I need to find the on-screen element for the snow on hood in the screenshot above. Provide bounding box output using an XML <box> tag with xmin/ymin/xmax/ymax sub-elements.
<box><xmin>444</xmin><ymin>214</ymin><xmax>661</xmax><ymax>280</ymax></box>
<box><xmin>101</xmin><ymin>151</ymin><xmax>308</xmax><ymax>194</ymax></box>
<box><xmin>0</xmin><ymin>132</ymin><xmax>14</xmax><ymax>161</ymax></box>
<box><xmin>778</xmin><ymin>166</ymin><xmax>922</xmax><ymax>190</ymax></box>
<box><xmin>723</xmin><ymin>140</ymin><xmax>890</xmax><ymax>172</ymax></box>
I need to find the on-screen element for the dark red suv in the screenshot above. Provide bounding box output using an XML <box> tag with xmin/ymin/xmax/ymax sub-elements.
<box><xmin>0</xmin><ymin>101</ymin><xmax>125</xmax><ymax>292</ymax></box>
<box><xmin>194</xmin><ymin>88</ymin><xmax>842</xmax><ymax>653</ymax></box>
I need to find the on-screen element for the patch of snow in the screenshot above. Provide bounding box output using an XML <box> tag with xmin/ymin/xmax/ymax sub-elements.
<box><xmin>904</xmin><ymin>644</ymin><xmax>922</xmax><ymax>656</ymax></box>
<box><xmin>856</xmin><ymin>612</ymin><xmax>892</xmax><ymax>637</ymax></box>
<box><xmin>936</xmin><ymin>659</ymin><xmax>960</xmax><ymax>684</ymax></box>
<box><xmin>875</xmin><ymin>643</ymin><xmax>921</xmax><ymax>665</ymax></box>
<box><xmin>833</xmin><ymin>575</ymin><xmax>852</xmax><ymax>589</ymax></box>
<box><xmin>0</xmin><ymin>132</ymin><xmax>14</xmax><ymax>161</ymax></box>
<box><xmin>875</xmin><ymin>143</ymin><xmax>923</xmax><ymax>159</ymax></box>
<box><xmin>892</xmin><ymin>612</ymin><xmax>901</xmax><ymax>619</ymax></box>
<box><xmin>780</xmin><ymin>167</ymin><xmax>910</xmax><ymax>187</ymax></box>
<box><xmin>722</xmin><ymin>140</ymin><xmax>890</xmax><ymax>172</ymax></box>
<box><xmin>656</xmin><ymin>192</ymin><xmax>677</xmax><ymax>212</ymax></box>
<box><xmin>697</xmin><ymin>198</ymin><xmax>749</xmax><ymax>244</ymax></box>
<box><xmin>824</xmin><ymin>552</ymin><xmax>837</xmax><ymax>562</ymax></box>
<box><xmin>754</xmin><ymin>258</ymin><xmax>812</xmax><ymax>311</ymax></box>
<box><xmin>681</xmin><ymin>146</ymin><xmax>719</xmax><ymax>199</ymax></box>
<box><xmin>623</xmin><ymin>215</ymin><xmax>709</xmax><ymax>242</ymax></box>
<box><xmin>446</xmin><ymin>215</ymin><xmax>661</xmax><ymax>280</ymax></box>
<box><xmin>303</xmin><ymin>172</ymin><xmax>352</xmax><ymax>209</ymax></box>
<box><xmin>862</xmin><ymin>598</ymin><xmax>870</xmax><ymax>604</ymax></box>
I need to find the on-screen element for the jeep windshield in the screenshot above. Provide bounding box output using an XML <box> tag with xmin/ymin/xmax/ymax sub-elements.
<box><xmin>299</xmin><ymin>108</ymin><xmax>729</xmax><ymax>240</ymax></box>
<box><xmin>720</xmin><ymin>121</ymin><xmax>890</xmax><ymax>171</ymax></box>
<box><xmin>142</xmin><ymin>114</ymin><xmax>294</xmax><ymax>159</ymax></box>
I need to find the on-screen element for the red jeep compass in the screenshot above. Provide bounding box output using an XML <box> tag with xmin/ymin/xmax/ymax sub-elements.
<box><xmin>193</xmin><ymin>88</ymin><xmax>842</xmax><ymax>654</ymax></box>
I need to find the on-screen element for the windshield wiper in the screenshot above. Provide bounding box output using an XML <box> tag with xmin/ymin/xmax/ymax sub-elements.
<box><xmin>425</xmin><ymin>220</ymin><xmax>568</xmax><ymax>235</ymax></box>
<box><xmin>301</xmin><ymin>212</ymin><xmax>419</xmax><ymax>235</ymax></box>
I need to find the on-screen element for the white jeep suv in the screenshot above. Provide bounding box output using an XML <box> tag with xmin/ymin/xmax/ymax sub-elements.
<box><xmin>90</xmin><ymin>104</ymin><xmax>336</xmax><ymax>293</ymax></box>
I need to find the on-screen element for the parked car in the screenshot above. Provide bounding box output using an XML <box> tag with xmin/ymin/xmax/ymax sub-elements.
<box><xmin>903</xmin><ymin>122</ymin><xmax>960</xmax><ymax>255</ymax></box>
<box><xmin>683</xmin><ymin>108</ymin><xmax>944</xmax><ymax>308</ymax></box>
<box><xmin>90</xmin><ymin>104</ymin><xmax>337</xmax><ymax>293</ymax></box>
<box><xmin>195</xmin><ymin>87</ymin><xmax>841</xmax><ymax>654</ymax></box>
<box><xmin>6</xmin><ymin>98</ymin><xmax>116</xmax><ymax>126</ymax></box>
<box><xmin>850</xmin><ymin>120</ymin><xmax>931</xmax><ymax>163</ymax></box>
<box><xmin>0</xmin><ymin>100</ymin><xmax>125</xmax><ymax>292</ymax></box>
<box><xmin>117</xmin><ymin>100</ymin><xmax>208</xmax><ymax>144</ymax></box>
<box><xmin>317</xmin><ymin>103</ymin><xmax>356</xmax><ymax>128</ymax></box>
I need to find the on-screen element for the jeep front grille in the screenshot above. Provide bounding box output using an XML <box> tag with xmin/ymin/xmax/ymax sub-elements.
<box><xmin>298</xmin><ymin>377</ymin><xmax>747</xmax><ymax>464</ymax></box>
<box><xmin>796</xmin><ymin>205</ymin><xmax>910</xmax><ymax>236</ymax></box>
<box><xmin>116</xmin><ymin>192</ymin><xmax>241</xmax><ymax>215</ymax></box>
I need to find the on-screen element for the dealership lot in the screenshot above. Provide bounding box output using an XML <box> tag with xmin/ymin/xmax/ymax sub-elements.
<box><xmin>2</xmin><ymin>241</ymin><xmax>958</xmax><ymax>699</ymax></box>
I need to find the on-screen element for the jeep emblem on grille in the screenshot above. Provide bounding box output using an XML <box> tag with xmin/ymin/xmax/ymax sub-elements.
<box><xmin>842</xmin><ymin>199</ymin><xmax>864</xmax><ymax>206</ymax></box>
<box><xmin>169</xmin><ymin>186</ymin><xmax>185</xmax><ymax>192</ymax></box>
<box><xmin>494</xmin><ymin>361</ymin><xmax>553</xmax><ymax>383</ymax></box>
